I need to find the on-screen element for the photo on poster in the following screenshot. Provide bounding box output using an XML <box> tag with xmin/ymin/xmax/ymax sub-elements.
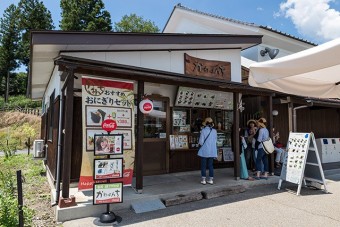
<box><xmin>86</xmin><ymin>129</ymin><xmax>132</xmax><ymax>151</ymax></box>
<box><xmin>93</xmin><ymin>158</ymin><xmax>123</xmax><ymax>180</ymax></box>
<box><xmin>86</xmin><ymin>106</ymin><xmax>132</xmax><ymax>127</ymax></box>
<box><xmin>94</xmin><ymin>134</ymin><xmax>123</xmax><ymax>156</ymax></box>
<box><xmin>93</xmin><ymin>182</ymin><xmax>123</xmax><ymax>205</ymax></box>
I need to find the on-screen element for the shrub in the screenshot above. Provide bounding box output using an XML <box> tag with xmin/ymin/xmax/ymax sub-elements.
<box><xmin>0</xmin><ymin>95</ymin><xmax>41</xmax><ymax>109</ymax></box>
<box><xmin>0</xmin><ymin>157</ymin><xmax>34</xmax><ymax>227</ymax></box>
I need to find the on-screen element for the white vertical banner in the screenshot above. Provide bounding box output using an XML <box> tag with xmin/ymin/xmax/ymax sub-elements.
<box><xmin>79</xmin><ymin>76</ymin><xmax>135</xmax><ymax>190</ymax></box>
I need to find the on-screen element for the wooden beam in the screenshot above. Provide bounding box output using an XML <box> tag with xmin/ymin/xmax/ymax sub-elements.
<box><xmin>233</xmin><ymin>92</ymin><xmax>240</xmax><ymax>179</ymax></box>
<box><xmin>61</xmin><ymin>69</ymin><xmax>74</xmax><ymax>199</ymax></box>
<box><xmin>135</xmin><ymin>80</ymin><xmax>144</xmax><ymax>192</ymax></box>
<box><xmin>288</xmin><ymin>102</ymin><xmax>294</xmax><ymax>133</ymax></box>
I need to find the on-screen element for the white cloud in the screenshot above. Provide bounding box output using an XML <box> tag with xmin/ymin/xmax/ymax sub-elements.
<box><xmin>257</xmin><ymin>7</ymin><xmax>264</xmax><ymax>11</ymax></box>
<box><xmin>279</xmin><ymin>0</ymin><xmax>340</xmax><ymax>42</ymax></box>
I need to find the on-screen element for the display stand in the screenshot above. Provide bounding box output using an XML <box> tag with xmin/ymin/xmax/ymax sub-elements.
<box><xmin>93</xmin><ymin>129</ymin><xmax>124</xmax><ymax>224</ymax></box>
<box><xmin>278</xmin><ymin>132</ymin><xmax>327</xmax><ymax>195</ymax></box>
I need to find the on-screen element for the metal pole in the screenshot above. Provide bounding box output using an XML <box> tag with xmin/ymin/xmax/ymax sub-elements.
<box><xmin>27</xmin><ymin>137</ymin><xmax>30</xmax><ymax>155</ymax></box>
<box><xmin>293</xmin><ymin>105</ymin><xmax>309</xmax><ymax>132</ymax></box>
<box><xmin>17</xmin><ymin>170</ymin><xmax>24</xmax><ymax>227</ymax></box>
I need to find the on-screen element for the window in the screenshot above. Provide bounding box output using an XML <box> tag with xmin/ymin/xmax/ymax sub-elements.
<box><xmin>143</xmin><ymin>100</ymin><xmax>167</xmax><ymax>138</ymax></box>
<box><xmin>48</xmin><ymin>90</ymin><xmax>55</xmax><ymax>141</ymax></box>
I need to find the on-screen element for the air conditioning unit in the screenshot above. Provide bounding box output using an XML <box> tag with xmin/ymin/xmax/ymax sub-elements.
<box><xmin>33</xmin><ymin>139</ymin><xmax>45</xmax><ymax>158</ymax></box>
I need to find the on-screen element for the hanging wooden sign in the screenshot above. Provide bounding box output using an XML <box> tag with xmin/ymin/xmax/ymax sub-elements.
<box><xmin>184</xmin><ymin>53</ymin><xmax>231</xmax><ymax>81</ymax></box>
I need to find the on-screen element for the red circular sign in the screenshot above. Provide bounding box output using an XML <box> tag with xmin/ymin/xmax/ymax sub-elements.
<box><xmin>139</xmin><ymin>99</ymin><xmax>153</xmax><ymax>114</ymax></box>
<box><xmin>101</xmin><ymin>119</ymin><xmax>117</xmax><ymax>132</ymax></box>
<box><xmin>143</xmin><ymin>103</ymin><xmax>152</xmax><ymax>111</ymax></box>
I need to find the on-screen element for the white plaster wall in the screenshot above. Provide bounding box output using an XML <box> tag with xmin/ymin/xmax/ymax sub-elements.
<box><xmin>44</xmin><ymin>67</ymin><xmax>61</xmax><ymax>107</ymax></box>
<box><xmin>145</xmin><ymin>83</ymin><xmax>178</xmax><ymax>107</ymax></box>
<box><xmin>63</xmin><ymin>49</ymin><xmax>242</xmax><ymax>83</ymax></box>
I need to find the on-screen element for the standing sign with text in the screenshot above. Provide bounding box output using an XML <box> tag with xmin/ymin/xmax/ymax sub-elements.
<box><xmin>93</xmin><ymin>182</ymin><xmax>123</xmax><ymax>205</ymax></box>
<box><xmin>79</xmin><ymin>76</ymin><xmax>135</xmax><ymax>190</ymax></box>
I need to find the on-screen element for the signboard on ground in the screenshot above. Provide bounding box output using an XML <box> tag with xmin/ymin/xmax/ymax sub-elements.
<box><xmin>278</xmin><ymin>132</ymin><xmax>327</xmax><ymax>195</ymax></box>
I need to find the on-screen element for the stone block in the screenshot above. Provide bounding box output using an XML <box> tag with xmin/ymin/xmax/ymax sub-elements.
<box><xmin>162</xmin><ymin>192</ymin><xmax>203</xmax><ymax>207</ymax></box>
<box><xmin>202</xmin><ymin>185</ymin><xmax>245</xmax><ymax>199</ymax></box>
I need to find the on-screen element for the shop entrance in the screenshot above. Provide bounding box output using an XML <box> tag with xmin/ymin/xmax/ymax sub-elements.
<box><xmin>143</xmin><ymin>95</ymin><xmax>170</xmax><ymax>175</ymax></box>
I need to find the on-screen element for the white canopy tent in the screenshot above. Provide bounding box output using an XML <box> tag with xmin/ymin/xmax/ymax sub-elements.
<box><xmin>249</xmin><ymin>38</ymin><xmax>340</xmax><ymax>99</ymax></box>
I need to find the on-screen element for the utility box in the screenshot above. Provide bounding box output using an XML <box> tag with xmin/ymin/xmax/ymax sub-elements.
<box><xmin>316</xmin><ymin>138</ymin><xmax>340</xmax><ymax>163</ymax></box>
<box><xmin>33</xmin><ymin>139</ymin><xmax>45</xmax><ymax>158</ymax></box>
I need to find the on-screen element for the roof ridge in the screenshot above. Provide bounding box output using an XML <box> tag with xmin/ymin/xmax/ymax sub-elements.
<box><xmin>175</xmin><ymin>3</ymin><xmax>316</xmax><ymax>46</ymax></box>
<box><xmin>175</xmin><ymin>3</ymin><xmax>258</xmax><ymax>28</ymax></box>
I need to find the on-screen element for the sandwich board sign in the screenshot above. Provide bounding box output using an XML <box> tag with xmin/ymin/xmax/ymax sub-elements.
<box><xmin>278</xmin><ymin>132</ymin><xmax>327</xmax><ymax>195</ymax></box>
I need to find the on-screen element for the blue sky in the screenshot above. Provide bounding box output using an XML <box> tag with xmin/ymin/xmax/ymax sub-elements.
<box><xmin>1</xmin><ymin>0</ymin><xmax>340</xmax><ymax>44</ymax></box>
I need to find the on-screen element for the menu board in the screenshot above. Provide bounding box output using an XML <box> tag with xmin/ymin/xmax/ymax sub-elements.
<box><xmin>175</xmin><ymin>86</ymin><xmax>233</xmax><ymax>110</ymax></box>
<box><xmin>278</xmin><ymin>132</ymin><xmax>327</xmax><ymax>195</ymax></box>
<box><xmin>169</xmin><ymin>135</ymin><xmax>189</xmax><ymax>150</ymax></box>
<box><xmin>280</xmin><ymin>133</ymin><xmax>310</xmax><ymax>184</ymax></box>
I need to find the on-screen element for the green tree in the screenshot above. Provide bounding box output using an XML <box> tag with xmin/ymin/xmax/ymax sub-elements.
<box><xmin>0</xmin><ymin>4</ymin><xmax>20</xmax><ymax>100</ymax></box>
<box><xmin>114</xmin><ymin>14</ymin><xmax>160</xmax><ymax>33</ymax></box>
<box><xmin>9</xmin><ymin>72</ymin><xmax>27</xmax><ymax>95</ymax></box>
<box><xmin>17</xmin><ymin>0</ymin><xmax>54</xmax><ymax>67</ymax></box>
<box><xmin>60</xmin><ymin>0</ymin><xmax>112</xmax><ymax>31</ymax></box>
<box><xmin>16</xmin><ymin>0</ymin><xmax>54</xmax><ymax>96</ymax></box>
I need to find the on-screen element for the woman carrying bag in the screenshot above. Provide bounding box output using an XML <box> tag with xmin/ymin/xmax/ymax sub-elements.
<box><xmin>254</xmin><ymin>118</ymin><xmax>270</xmax><ymax>180</ymax></box>
<box><xmin>198</xmin><ymin>117</ymin><xmax>217</xmax><ymax>185</ymax></box>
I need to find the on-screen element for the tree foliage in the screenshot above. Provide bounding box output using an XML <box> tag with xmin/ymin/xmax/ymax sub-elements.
<box><xmin>0</xmin><ymin>72</ymin><xmax>27</xmax><ymax>96</ymax></box>
<box><xmin>0</xmin><ymin>4</ymin><xmax>20</xmax><ymax>99</ymax></box>
<box><xmin>114</xmin><ymin>13</ymin><xmax>160</xmax><ymax>33</ymax></box>
<box><xmin>17</xmin><ymin>0</ymin><xmax>54</xmax><ymax>67</ymax></box>
<box><xmin>60</xmin><ymin>0</ymin><xmax>112</xmax><ymax>31</ymax></box>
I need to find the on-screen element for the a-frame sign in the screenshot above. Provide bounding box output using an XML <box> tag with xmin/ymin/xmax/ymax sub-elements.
<box><xmin>278</xmin><ymin>132</ymin><xmax>327</xmax><ymax>195</ymax></box>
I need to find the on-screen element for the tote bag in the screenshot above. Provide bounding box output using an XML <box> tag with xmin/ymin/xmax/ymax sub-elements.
<box><xmin>262</xmin><ymin>138</ymin><xmax>275</xmax><ymax>154</ymax></box>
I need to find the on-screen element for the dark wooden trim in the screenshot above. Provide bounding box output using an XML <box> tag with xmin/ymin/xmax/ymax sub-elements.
<box><xmin>233</xmin><ymin>92</ymin><xmax>240</xmax><ymax>179</ymax></box>
<box><xmin>55</xmin><ymin>55</ymin><xmax>274</xmax><ymax>96</ymax></box>
<box><xmin>135</xmin><ymin>80</ymin><xmax>144</xmax><ymax>191</ymax></box>
<box><xmin>31</xmin><ymin>30</ymin><xmax>262</xmax><ymax>46</ymax></box>
<box><xmin>61</xmin><ymin>69</ymin><xmax>75</xmax><ymax>199</ymax></box>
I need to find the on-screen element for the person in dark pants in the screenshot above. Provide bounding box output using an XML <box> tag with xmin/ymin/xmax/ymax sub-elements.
<box><xmin>254</xmin><ymin>118</ymin><xmax>270</xmax><ymax>180</ymax></box>
<box><xmin>244</xmin><ymin>119</ymin><xmax>257</xmax><ymax>170</ymax></box>
<box><xmin>198</xmin><ymin>117</ymin><xmax>217</xmax><ymax>185</ymax></box>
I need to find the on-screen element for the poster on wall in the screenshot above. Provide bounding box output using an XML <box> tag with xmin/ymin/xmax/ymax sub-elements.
<box><xmin>173</xmin><ymin>111</ymin><xmax>187</xmax><ymax>126</ymax></box>
<box><xmin>169</xmin><ymin>135</ymin><xmax>189</xmax><ymax>150</ymax></box>
<box><xmin>79</xmin><ymin>76</ymin><xmax>135</xmax><ymax>191</ymax></box>
<box><xmin>86</xmin><ymin>129</ymin><xmax>132</xmax><ymax>151</ymax></box>
<box><xmin>93</xmin><ymin>182</ymin><xmax>123</xmax><ymax>205</ymax></box>
<box><xmin>94</xmin><ymin>134</ymin><xmax>123</xmax><ymax>156</ymax></box>
<box><xmin>93</xmin><ymin>158</ymin><xmax>123</xmax><ymax>180</ymax></box>
<box><xmin>86</xmin><ymin>106</ymin><xmax>132</xmax><ymax>127</ymax></box>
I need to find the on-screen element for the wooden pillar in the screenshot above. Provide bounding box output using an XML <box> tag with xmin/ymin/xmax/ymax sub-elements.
<box><xmin>135</xmin><ymin>80</ymin><xmax>144</xmax><ymax>192</ymax></box>
<box><xmin>61</xmin><ymin>70</ymin><xmax>74</xmax><ymax>200</ymax></box>
<box><xmin>233</xmin><ymin>92</ymin><xmax>240</xmax><ymax>179</ymax></box>
<box><xmin>267</xmin><ymin>95</ymin><xmax>274</xmax><ymax>174</ymax></box>
<box><xmin>288</xmin><ymin>101</ymin><xmax>294</xmax><ymax>133</ymax></box>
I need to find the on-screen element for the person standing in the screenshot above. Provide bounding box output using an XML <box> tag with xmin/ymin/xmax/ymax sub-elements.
<box><xmin>245</xmin><ymin>119</ymin><xmax>257</xmax><ymax>170</ymax></box>
<box><xmin>254</xmin><ymin>118</ymin><xmax>270</xmax><ymax>180</ymax></box>
<box><xmin>198</xmin><ymin>117</ymin><xmax>217</xmax><ymax>185</ymax></box>
<box><xmin>240</xmin><ymin>128</ymin><xmax>255</xmax><ymax>181</ymax></box>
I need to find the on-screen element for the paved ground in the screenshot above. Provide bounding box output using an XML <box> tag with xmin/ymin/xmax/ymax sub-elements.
<box><xmin>0</xmin><ymin>148</ymin><xmax>32</xmax><ymax>156</ymax></box>
<box><xmin>63</xmin><ymin>169</ymin><xmax>340</xmax><ymax>227</ymax></box>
